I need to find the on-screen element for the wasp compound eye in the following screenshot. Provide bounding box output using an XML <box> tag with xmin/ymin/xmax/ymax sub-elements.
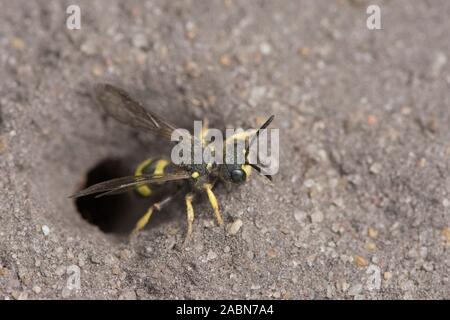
<box><xmin>230</xmin><ymin>169</ymin><xmax>246</xmax><ymax>183</ymax></box>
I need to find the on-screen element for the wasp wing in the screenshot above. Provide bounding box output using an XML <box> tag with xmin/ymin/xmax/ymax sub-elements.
<box><xmin>69</xmin><ymin>172</ymin><xmax>190</xmax><ymax>198</ymax></box>
<box><xmin>94</xmin><ymin>83</ymin><xmax>199</xmax><ymax>145</ymax></box>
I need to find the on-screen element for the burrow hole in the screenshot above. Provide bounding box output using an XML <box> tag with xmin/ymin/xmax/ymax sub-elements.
<box><xmin>75</xmin><ymin>158</ymin><xmax>180</xmax><ymax>234</ymax></box>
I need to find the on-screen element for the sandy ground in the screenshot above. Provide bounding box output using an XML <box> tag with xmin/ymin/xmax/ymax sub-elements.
<box><xmin>0</xmin><ymin>0</ymin><xmax>449</xmax><ymax>299</ymax></box>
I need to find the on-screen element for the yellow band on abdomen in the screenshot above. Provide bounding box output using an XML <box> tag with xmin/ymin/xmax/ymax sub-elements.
<box><xmin>134</xmin><ymin>158</ymin><xmax>169</xmax><ymax>197</ymax></box>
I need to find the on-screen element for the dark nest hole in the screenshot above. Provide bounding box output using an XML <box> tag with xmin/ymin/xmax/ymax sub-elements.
<box><xmin>74</xmin><ymin>158</ymin><xmax>181</xmax><ymax>234</ymax></box>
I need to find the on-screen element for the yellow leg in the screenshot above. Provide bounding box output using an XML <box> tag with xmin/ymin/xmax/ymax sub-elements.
<box><xmin>203</xmin><ymin>183</ymin><xmax>223</xmax><ymax>225</ymax></box>
<box><xmin>184</xmin><ymin>193</ymin><xmax>195</xmax><ymax>245</ymax></box>
<box><xmin>130</xmin><ymin>203</ymin><xmax>161</xmax><ymax>239</ymax></box>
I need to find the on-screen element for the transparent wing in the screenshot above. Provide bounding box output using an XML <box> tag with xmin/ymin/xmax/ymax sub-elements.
<box><xmin>94</xmin><ymin>83</ymin><xmax>198</xmax><ymax>144</ymax></box>
<box><xmin>69</xmin><ymin>172</ymin><xmax>190</xmax><ymax>198</ymax></box>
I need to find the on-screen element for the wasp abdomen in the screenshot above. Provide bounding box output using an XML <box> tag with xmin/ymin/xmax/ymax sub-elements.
<box><xmin>134</xmin><ymin>158</ymin><xmax>170</xmax><ymax>197</ymax></box>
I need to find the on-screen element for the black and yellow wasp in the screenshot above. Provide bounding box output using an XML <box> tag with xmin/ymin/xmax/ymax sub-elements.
<box><xmin>70</xmin><ymin>84</ymin><xmax>274</xmax><ymax>244</ymax></box>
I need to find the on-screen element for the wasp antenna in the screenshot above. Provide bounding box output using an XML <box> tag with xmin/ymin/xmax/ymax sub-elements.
<box><xmin>245</xmin><ymin>115</ymin><xmax>275</xmax><ymax>161</ymax></box>
<box><xmin>259</xmin><ymin>115</ymin><xmax>275</xmax><ymax>131</ymax></box>
<box><xmin>252</xmin><ymin>115</ymin><xmax>275</xmax><ymax>143</ymax></box>
<box><xmin>249</xmin><ymin>164</ymin><xmax>273</xmax><ymax>182</ymax></box>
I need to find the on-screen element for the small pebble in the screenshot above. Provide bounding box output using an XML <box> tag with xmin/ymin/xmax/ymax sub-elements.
<box><xmin>185</xmin><ymin>61</ymin><xmax>200</xmax><ymax>78</ymax></box>
<box><xmin>369</xmin><ymin>163</ymin><xmax>382</xmax><ymax>174</ymax></box>
<box><xmin>132</xmin><ymin>34</ymin><xmax>149</xmax><ymax>49</ymax></box>
<box><xmin>442</xmin><ymin>199</ymin><xmax>449</xmax><ymax>207</ymax></box>
<box><xmin>303</xmin><ymin>179</ymin><xmax>315</xmax><ymax>188</ymax></box>
<box><xmin>422</xmin><ymin>262</ymin><xmax>434</xmax><ymax>272</ymax></box>
<box><xmin>401</xmin><ymin>107</ymin><xmax>411</xmax><ymax>115</ymax></box>
<box><xmin>55</xmin><ymin>266</ymin><xmax>65</xmax><ymax>276</ymax></box>
<box><xmin>430</xmin><ymin>52</ymin><xmax>447</xmax><ymax>77</ymax></box>
<box><xmin>259</xmin><ymin>42</ymin><xmax>272</xmax><ymax>55</ymax></box>
<box><xmin>136</xmin><ymin>289</ymin><xmax>146</xmax><ymax>298</ymax></box>
<box><xmin>306</xmin><ymin>254</ymin><xmax>316</xmax><ymax>267</ymax></box>
<box><xmin>61</xmin><ymin>287</ymin><xmax>72</xmax><ymax>298</ymax></box>
<box><xmin>112</xmin><ymin>265</ymin><xmax>121</xmax><ymax>275</ymax></box>
<box><xmin>341</xmin><ymin>282</ymin><xmax>350</xmax><ymax>292</ymax></box>
<box><xmin>41</xmin><ymin>225</ymin><xmax>50</xmax><ymax>236</ymax></box>
<box><xmin>0</xmin><ymin>266</ymin><xmax>7</xmax><ymax>276</ymax></box>
<box><xmin>185</xmin><ymin>22</ymin><xmax>197</xmax><ymax>39</ymax></box>
<box><xmin>367</xmin><ymin>115</ymin><xmax>378</xmax><ymax>126</ymax></box>
<box><xmin>226</xmin><ymin>219</ymin><xmax>243</xmax><ymax>235</ymax></box>
<box><xmin>420</xmin><ymin>246</ymin><xmax>428</xmax><ymax>259</ymax></box>
<box><xmin>103</xmin><ymin>254</ymin><xmax>118</xmax><ymax>266</ymax></box>
<box><xmin>91</xmin><ymin>64</ymin><xmax>104</xmax><ymax>77</ymax></box>
<box><xmin>12</xmin><ymin>291</ymin><xmax>28</xmax><ymax>300</ymax></box>
<box><xmin>18</xmin><ymin>267</ymin><xmax>30</xmax><ymax>285</ymax></box>
<box><xmin>80</xmin><ymin>40</ymin><xmax>96</xmax><ymax>55</ymax></box>
<box><xmin>365</xmin><ymin>241</ymin><xmax>377</xmax><ymax>252</ymax></box>
<box><xmin>383</xmin><ymin>272</ymin><xmax>392</xmax><ymax>280</ymax></box>
<box><xmin>368</xmin><ymin>227</ymin><xmax>378</xmax><ymax>239</ymax></box>
<box><xmin>354</xmin><ymin>255</ymin><xmax>368</xmax><ymax>268</ymax></box>
<box><xmin>298</xmin><ymin>47</ymin><xmax>310</xmax><ymax>57</ymax></box>
<box><xmin>267</xmin><ymin>248</ymin><xmax>277</xmax><ymax>258</ymax></box>
<box><xmin>294</xmin><ymin>210</ymin><xmax>307</xmax><ymax>224</ymax></box>
<box><xmin>442</xmin><ymin>227</ymin><xmax>450</xmax><ymax>243</ymax></box>
<box><xmin>206</xmin><ymin>250</ymin><xmax>218</xmax><ymax>261</ymax></box>
<box><xmin>159</xmin><ymin>45</ymin><xmax>168</xmax><ymax>58</ymax></box>
<box><xmin>90</xmin><ymin>254</ymin><xmax>102</xmax><ymax>264</ymax></box>
<box><xmin>32</xmin><ymin>286</ymin><xmax>41</xmax><ymax>294</ymax></box>
<box><xmin>348</xmin><ymin>284</ymin><xmax>363</xmax><ymax>296</ymax></box>
<box><xmin>418</xmin><ymin>157</ymin><xmax>427</xmax><ymax>167</ymax></box>
<box><xmin>11</xmin><ymin>37</ymin><xmax>25</xmax><ymax>50</ymax></box>
<box><xmin>250</xmin><ymin>284</ymin><xmax>261</xmax><ymax>290</ymax></box>
<box><xmin>119</xmin><ymin>249</ymin><xmax>132</xmax><ymax>260</ymax></box>
<box><xmin>332</xmin><ymin>198</ymin><xmax>344</xmax><ymax>208</ymax></box>
<box><xmin>220</xmin><ymin>54</ymin><xmax>231</xmax><ymax>66</ymax></box>
<box><xmin>331</xmin><ymin>223</ymin><xmax>343</xmax><ymax>234</ymax></box>
<box><xmin>78</xmin><ymin>253</ymin><xmax>87</xmax><ymax>267</ymax></box>
<box><xmin>310</xmin><ymin>211</ymin><xmax>324</xmax><ymax>223</ymax></box>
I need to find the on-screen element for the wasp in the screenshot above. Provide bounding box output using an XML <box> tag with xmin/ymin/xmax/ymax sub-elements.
<box><xmin>70</xmin><ymin>84</ymin><xmax>274</xmax><ymax>245</ymax></box>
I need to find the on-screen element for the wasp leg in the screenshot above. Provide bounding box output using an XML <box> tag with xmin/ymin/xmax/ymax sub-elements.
<box><xmin>183</xmin><ymin>193</ymin><xmax>195</xmax><ymax>246</ymax></box>
<box><xmin>129</xmin><ymin>194</ymin><xmax>175</xmax><ymax>240</ymax></box>
<box><xmin>203</xmin><ymin>183</ymin><xmax>223</xmax><ymax>225</ymax></box>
